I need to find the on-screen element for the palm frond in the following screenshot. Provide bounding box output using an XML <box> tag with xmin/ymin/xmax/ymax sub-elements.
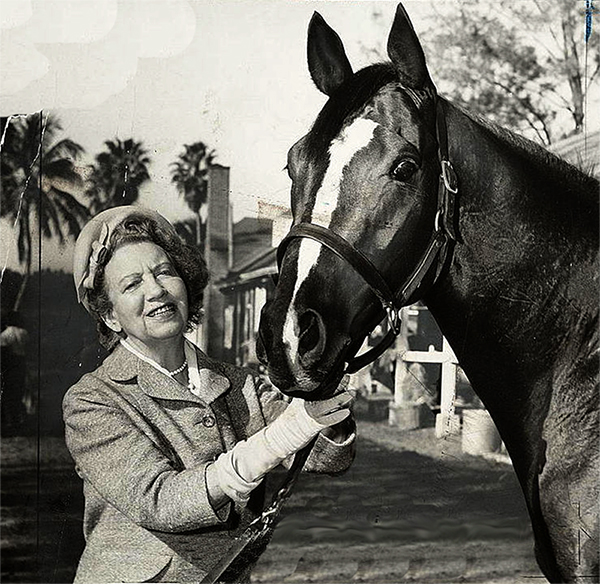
<box><xmin>38</xmin><ymin>190</ymin><xmax>63</xmax><ymax>241</ymax></box>
<box><xmin>2</xmin><ymin>113</ymin><xmax>90</xmax><ymax>270</ymax></box>
<box><xmin>51</xmin><ymin>192</ymin><xmax>88</xmax><ymax>239</ymax></box>
<box><xmin>45</xmin><ymin>138</ymin><xmax>85</xmax><ymax>162</ymax></box>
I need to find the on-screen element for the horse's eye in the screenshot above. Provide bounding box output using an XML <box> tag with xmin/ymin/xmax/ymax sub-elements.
<box><xmin>391</xmin><ymin>159</ymin><xmax>419</xmax><ymax>182</ymax></box>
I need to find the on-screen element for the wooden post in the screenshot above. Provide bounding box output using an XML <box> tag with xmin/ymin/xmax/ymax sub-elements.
<box><xmin>401</xmin><ymin>336</ymin><xmax>461</xmax><ymax>438</ymax></box>
<box><xmin>436</xmin><ymin>337</ymin><xmax>460</xmax><ymax>438</ymax></box>
<box><xmin>389</xmin><ymin>307</ymin><xmax>431</xmax><ymax>429</ymax></box>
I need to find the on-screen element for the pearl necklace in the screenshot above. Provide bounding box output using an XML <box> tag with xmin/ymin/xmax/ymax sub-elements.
<box><xmin>120</xmin><ymin>339</ymin><xmax>201</xmax><ymax>397</ymax></box>
<box><xmin>184</xmin><ymin>340</ymin><xmax>202</xmax><ymax>397</ymax></box>
<box><xmin>168</xmin><ymin>361</ymin><xmax>188</xmax><ymax>377</ymax></box>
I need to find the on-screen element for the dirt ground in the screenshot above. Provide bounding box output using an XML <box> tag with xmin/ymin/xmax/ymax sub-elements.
<box><xmin>1</xmin><ymin>421</ymin><xmax>544</xmax><ymax>583</ymax></box>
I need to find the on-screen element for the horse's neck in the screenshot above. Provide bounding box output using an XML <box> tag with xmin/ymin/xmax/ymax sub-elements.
<box><xmin>425</xmin><ymin>103</ymin><xmax>598</xmax><ymax>441</ymax></box>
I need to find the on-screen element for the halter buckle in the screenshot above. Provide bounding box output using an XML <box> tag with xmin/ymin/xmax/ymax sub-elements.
<box><xmin>441</xmin><ymin>160</ymin><xmax>458</xmax><ymax>194</ymax></box>
<box><xmin>384</xmin><ymin>303</ymin><xmax>402</xmax><ymax>335</ymax></box>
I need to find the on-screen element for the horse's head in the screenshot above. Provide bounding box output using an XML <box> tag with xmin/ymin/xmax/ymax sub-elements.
<box><xmin>258</xmin><ymin>4</ymin><xmax>455</xmax><ymax>398</ymax></box>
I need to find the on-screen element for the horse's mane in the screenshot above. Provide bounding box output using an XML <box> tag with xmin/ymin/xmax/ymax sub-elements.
<box><xmin>456</xmin><ymin>103</ymin><xmax>598</xmax><ymax>192</ymax></box>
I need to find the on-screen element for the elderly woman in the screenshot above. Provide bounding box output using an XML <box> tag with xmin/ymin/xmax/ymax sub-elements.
<box><xmin>64</xmin><ymin>206</ymin><xmax>355</xmax><ymax>583</ymax></box>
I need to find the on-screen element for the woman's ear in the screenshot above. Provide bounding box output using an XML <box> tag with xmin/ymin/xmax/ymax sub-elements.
<box><xmin>102</xmin><ymin>311</ymin><xmax>122</xmax><ymax>333</ymax></box>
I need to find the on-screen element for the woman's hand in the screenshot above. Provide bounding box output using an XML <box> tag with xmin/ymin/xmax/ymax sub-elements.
<box><xmin>303</xmin><ymin>376</ymin><xmax>353</xmax><ymax>427</ymax></box>
<box><xmin>209</xmin><ymin>379</ymin><xmax>354</xmax><ymax>505</ymax></box>
<box><xmin>303</xmin><ymin>377</ymin><xmax>355</xmax><ymax>443</ymax></box>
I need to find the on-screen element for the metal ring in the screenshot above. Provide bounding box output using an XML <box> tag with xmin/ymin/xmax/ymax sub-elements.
<box><xmin>441</xmin><ymin>160</ymin><xmax>458</xmax><ymax>194</ymax></box>
<box><xmin>434</xmin><ymin>209</ymin><xmax>443</xmax><ymax>233</ymax></box>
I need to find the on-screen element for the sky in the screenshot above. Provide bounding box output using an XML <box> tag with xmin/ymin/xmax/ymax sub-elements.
<box><xmin>1</xmin><ymin>0</ymin><xmax>597</xmax><ymax>273</ymax></box>
<box><xmin>1</xmin><ymin>0</ymin><xmax>440</xmax><ymax>271</ymax></box>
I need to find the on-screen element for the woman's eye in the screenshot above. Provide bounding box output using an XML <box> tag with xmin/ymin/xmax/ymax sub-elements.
<box><xmin>391</xmin><ymin>159</ymin><xmax>419</xmax><ymax>182</ymax></box>
<box><xmin>123</xmin><ymin>280</ymin><xmax>139</xmax><ymax>292</ymax></box>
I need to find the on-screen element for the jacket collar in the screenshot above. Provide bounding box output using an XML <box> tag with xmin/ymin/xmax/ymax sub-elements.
<box><xmin>103</xmin><ymin>343</ymin><xmax>231</xmax><ymax>404</ymax></box>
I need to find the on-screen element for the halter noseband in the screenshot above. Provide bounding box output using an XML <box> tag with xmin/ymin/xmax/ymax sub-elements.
<box><xmin>277</xmin><ymin>90</ymin><xmax>458</xmax><ymax>375</ymax></box>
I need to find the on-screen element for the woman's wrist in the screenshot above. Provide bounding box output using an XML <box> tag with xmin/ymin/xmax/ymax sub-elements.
<box><xmin>205</xmin><ymin>462</ymin><xmax>231</xmax><ymax>513</ymax></box>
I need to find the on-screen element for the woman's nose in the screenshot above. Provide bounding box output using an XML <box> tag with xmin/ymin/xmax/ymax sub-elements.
<box><xmin>145</xmin><ymin>276</ymin><xmax>167</xmax><ymax>300</ymax></box>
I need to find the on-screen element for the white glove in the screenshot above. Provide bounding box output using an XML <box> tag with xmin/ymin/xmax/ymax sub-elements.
<box><xmin>212</xmin><ymin>389</ymin><xmax>353</xmax><ymax>504</ymax></box>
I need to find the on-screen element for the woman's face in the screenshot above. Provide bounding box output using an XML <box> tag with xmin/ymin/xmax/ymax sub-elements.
<box><xmin>102</xmin><ymin>241</ymin><xmax>189</xmax><ymax>351</ymax></box>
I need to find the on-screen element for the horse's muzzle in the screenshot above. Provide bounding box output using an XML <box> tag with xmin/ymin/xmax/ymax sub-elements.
<box><xmin>258</xmin><ymin>298</ymin><xmax>348</xmax><ymax>399</ymax></box>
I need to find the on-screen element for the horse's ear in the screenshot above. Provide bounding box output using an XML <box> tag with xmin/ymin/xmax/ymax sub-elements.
<box><xmin>387</xmin><ymin>3</ymin><xmax>433</xmax><ymax>90</ymax></box>
<box><xmin>307</xmin><ymin>12</ymin><xmax>353</xmax><ymax>96</ymax></box>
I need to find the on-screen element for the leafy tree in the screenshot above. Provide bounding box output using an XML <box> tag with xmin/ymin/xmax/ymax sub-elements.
<box><xmin>364</xmin><ymin>1</ymin><xmax>598</xmax><ymax>145</ymax></box>
<box><xmin>1</xmin><ymin>113</ymin><xmax>89</xmax><ymax>309</ymax></box>
<box><xmin>87</xmin><ymin>138</ymin><xmax>151</xmax><ymax>213</ymax></box>
<box><xmin>173</xmin><ymin>217</ymin><xmax>199</xmax><ymax>247</ymax></box>
<box><xmin>425</xmin><ymin>0</ymin><xmax>598</xmax><ymax>144</ymax></box>
<box><xmin>170</xmin><ymin>142</ymin><xmax>216</xmax><ymax>250</ymax></box>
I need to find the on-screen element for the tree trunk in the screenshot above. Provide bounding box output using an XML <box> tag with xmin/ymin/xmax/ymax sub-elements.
<box><xmin>13</xmin><ymin>270</ymin><xmax>29</xmax><ymax>312</ymax></box>
<box><xmin>195</xmin><ymin>212</ymin><xmax>202</xmax><ymax>247</ymax></box>
<box><xmin>14</xmin><ymin>212</ymin><xmax>33</xmax><ymax>312</ymax></box>
<box><xmin>196</xmin><ymin>212</ymin><xmax>208</xmax><ymax>260</ymax></box>
<box><xmin>561</xmin><ymin>4</ymin><xmax>585</xmax><ymax>133</ymax></box>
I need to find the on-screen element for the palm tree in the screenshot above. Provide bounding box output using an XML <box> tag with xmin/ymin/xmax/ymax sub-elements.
<box><xmin>173</xmin><ymin>217</ymin><xmax>198</xmax><ymax>247</ymax></box>
<box><xmin>170</xmin><ymin>142</ymin><xmax>216</xmax><ymax>250</ymax></box>
<box><xmin>1</xmin><ymin>112</ymin><xmax>89</xmax><ymax>309</ymax></box>
<box><xmin>87</xmin><ymin>138</ymin><xmax>151</xmax><ymax>213</ymax></box>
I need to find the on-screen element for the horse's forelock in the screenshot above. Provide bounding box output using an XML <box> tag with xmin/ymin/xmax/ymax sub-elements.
<box><xmin>306</xmin><ymin>63</ymin><xmax>399</xmax><ymax>157</ymax></box>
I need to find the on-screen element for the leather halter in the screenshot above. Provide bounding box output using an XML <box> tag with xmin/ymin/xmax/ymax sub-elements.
<box><xmin>277</xmin><ymin>91</ymin><xmax>458</xmax><ymax>375</ymax></box>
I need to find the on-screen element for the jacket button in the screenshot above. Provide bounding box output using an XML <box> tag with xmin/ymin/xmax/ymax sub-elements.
<box><xmin>202</xmin><ymin>415</ymin><xmax>216</xmax><ymax>428</ymax></box>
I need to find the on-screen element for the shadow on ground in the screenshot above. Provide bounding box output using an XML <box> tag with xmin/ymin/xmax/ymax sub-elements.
<box><xmin>253</xmin><ymin>424</ymin><xmax>542</xmax><ymax>583</ymax></box>
<box><xmin>1</xmin><ymin>424</ymin><xmax>543</xmax><ymax>583</ymax></box>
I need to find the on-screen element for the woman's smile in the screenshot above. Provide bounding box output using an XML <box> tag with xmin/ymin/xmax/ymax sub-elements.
<box><xmin>145</xmin><ymin>302</ymin><xmax>178</xmax><ymax>319</ymax></box>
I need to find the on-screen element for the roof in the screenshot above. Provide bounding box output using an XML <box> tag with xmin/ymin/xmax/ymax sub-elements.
<box><xmin>217</xmin><ymin>247</ymin><xmax>277</xmax><ymax>289</ymax></box>
<box><xmin>234</xmin><ymin>217</ymin><xmax>273</xmax><ymax>236</ymax></box>
<box><xmin>231</xmin><ymin>217</ymin><xmax>274</xmax><ymax>272</ymax></box>
<box><xmin>550</xmin><ymin>129</ymin><xmax>599</xmax><ymax>178</ymax></box>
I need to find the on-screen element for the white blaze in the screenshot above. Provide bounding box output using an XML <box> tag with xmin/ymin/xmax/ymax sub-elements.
<box><xmin>282</xmin><ymin>238</ymin><xmax>321</xmax><ymax>362</ymax></box>
<box><xmin>313</xmin><ymin>118</ymin><xmax>379</xmax><ymax>228</ymax></box>
<box><xmin>282</xmin><ymin>118</ymin><xmax>379</xmax><ymax>364</ymax></box>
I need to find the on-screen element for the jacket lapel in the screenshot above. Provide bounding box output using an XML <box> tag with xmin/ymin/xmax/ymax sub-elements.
<box><xmin>138</xmin><ymin>365</ymin><xmax>206</xmax><ymax>404</ymax></box>
<box><xmin>195</xmin><ymin>368</ymin><xmax>231</xmax><ymax>404</ymax></box>
<box><xmin>104</xmin><ymin>343</ymin><xmax>231</xmax><ymax>405</ymax></box>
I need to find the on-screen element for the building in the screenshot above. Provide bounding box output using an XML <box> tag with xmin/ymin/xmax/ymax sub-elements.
<box><xmin>218</xmin><ymin>225</ymin><xmax>277</xmax><ymax>368</ymax></box>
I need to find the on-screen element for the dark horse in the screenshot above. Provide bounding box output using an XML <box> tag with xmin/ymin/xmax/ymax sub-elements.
<box><xmin>257</xmin><ymin>4</ymin><xmax>598</xmax><ymax>583</ymax></box>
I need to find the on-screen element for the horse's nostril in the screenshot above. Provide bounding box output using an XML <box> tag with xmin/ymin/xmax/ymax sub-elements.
<box><xmin>299</xmin><ymin>311</ymin><xmax>319</xmax><ymax>353</ymax></box>
<box><xmin>298</xmin><ymin>309</ymin><xmax>326</xmax><ymax>367</ymax></box>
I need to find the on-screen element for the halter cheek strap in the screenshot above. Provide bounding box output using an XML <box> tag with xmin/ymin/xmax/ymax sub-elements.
<box><xmin>276</xmin><ymin>95</ymin><xmax>459</xmax><ymax>375</ymax></box>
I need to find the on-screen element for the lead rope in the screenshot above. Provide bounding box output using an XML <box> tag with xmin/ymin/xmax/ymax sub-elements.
<box><xmin>201</xmin><ymin>437</ymin><xmax>317</xmax><ymax>584</ymax></box>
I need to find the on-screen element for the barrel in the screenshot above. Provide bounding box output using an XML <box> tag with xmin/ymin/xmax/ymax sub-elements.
<box><xmin>388</xmin><ymin>404</ymin><xmax>421</xmax><ymax>430</ymax></box>
<box><xmin>461</xmin><ymin>409</ymin><xmax>502</xmax><ymax>455</ymax></box>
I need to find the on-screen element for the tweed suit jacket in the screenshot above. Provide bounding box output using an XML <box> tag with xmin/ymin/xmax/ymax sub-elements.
<box><xmin>63</xmin><ymin>343</ymin><xmax>355</xmax><ymax>583</ymax></box>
